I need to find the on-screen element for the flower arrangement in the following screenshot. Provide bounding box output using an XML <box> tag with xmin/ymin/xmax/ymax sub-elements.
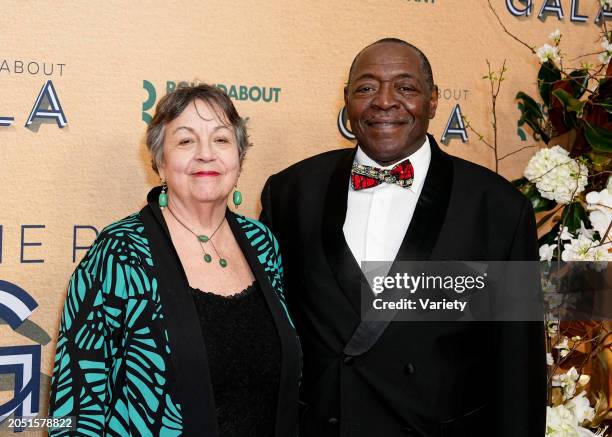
<box><xmin>515</xmin><ymin>22</ymin><xmax>612</xmax><ymax>436</ymax></box>
<box><xmin>514</xmin><ymin>22</ymin><xmax>611</xmax><ymax>260</ymax></box>
<box><xmin>478</xmin><ymin>2</ymin><xmax>612</xmax><ymax>435</ymax></box>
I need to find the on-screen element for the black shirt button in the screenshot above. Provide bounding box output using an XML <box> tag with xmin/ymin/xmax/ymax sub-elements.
<box><xmin>343</xmin><ymin>355</ymin><xmax>355</xmax><ymax>365</ymax></box>
<box><xmin>404</xmin><ymin>363</ymin><xmax>415</xmax><ymax>375</ymax></box>
<box><xmin>328</xmin><ymin>417</ymin><xmax>339</xmax><ymax>425</ymax></box>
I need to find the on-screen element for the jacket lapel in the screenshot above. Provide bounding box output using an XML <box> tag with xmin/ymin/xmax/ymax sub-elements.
<box><xmin>227</xmin><ymin>212</ymin><xmax>300</xmax><ymax>437</ymax></box>
<box><xmin>344</xmin><ymin>135</ymin><xmax>454</xmax><ymax>357</ymax></box>
<box><xmin>140</xmin><ymin>191</ymin><xmax>219</xmax><ymax>437</ymax></box>
<box><xmin>321</xmin><ymin>147</ymin><xmax>367</xmax><ymax>315</ymax></box>
<box><xmin>393</xmin><ymin>134</ymin><xmax>454</xmax><ymax>262</ymax></box>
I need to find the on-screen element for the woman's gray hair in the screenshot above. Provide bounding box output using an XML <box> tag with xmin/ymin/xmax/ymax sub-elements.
<box><xmin>146</xmin><ymin>84</ymin><xmax>251</xmax><ymax>174</ymax></box>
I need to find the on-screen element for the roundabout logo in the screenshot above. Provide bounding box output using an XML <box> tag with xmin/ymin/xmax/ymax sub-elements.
<box><xmin>142</xmin><ymin>80</ymin><xmax>282</xmax><ymax>124</ymax></box>
<box><xmin>0</xmin><ymin>280</ymin><xmax>41</xmax><ymax>429</ymax></box>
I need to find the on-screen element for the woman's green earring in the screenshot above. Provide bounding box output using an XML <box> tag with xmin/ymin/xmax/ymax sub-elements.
<box><xmin>232</xmin><ymin>186</ymin><xmax>242</xmax><ymax>208</ymax></box>
<box><xmin>159</xmin><ymin>180</ymin><xmax>168</xmax><ymax>208</ymax></box>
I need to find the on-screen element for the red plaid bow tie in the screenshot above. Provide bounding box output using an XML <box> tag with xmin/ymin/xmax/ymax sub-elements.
<box><xmin>351</xmin><ymin>160</ymin><xmax>414</xmax><ymax>190</ymax></box>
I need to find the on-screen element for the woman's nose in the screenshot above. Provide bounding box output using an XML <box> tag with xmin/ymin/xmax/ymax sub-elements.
<box><xmin>195</xmin><ymin>140</ymin><xmax>215</xmax><ymax>161</ymax></box>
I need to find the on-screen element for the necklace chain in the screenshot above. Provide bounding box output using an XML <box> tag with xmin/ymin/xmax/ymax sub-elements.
<box><xmin>166</xmin><ymin>206</ymin><xmax>228</xmax><ymax>267</ymax></box>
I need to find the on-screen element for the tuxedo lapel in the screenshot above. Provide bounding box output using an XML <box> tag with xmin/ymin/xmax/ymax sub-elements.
<box><xmin>344</xmin><ymin>135</ymin><xmax>454</xmax><ymax>357</ymax></box>
<box><xmin>393</xmin><ymin>134</ymin><xmax>454</xmax><ymax>262</ymax></box>
<box><xmin>321</xmin><ymin>147</ymin><xmax>367</xmax><ymax>315</ymax></box>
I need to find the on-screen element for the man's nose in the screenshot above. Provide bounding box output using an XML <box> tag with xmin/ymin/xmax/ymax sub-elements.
<box><xmin>372</xmin><ymin>82</ymin><xmax>399</xmax><ymax>110</ymax></box>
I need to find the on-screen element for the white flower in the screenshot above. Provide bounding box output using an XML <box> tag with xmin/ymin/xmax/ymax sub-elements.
<box><xmin>552</xmin><ymin>367</ymin><xmax>590</xmax><ymax>400</ymax></box>
<box><xmin>547</xmin><ymin>352</ymin><xmax>555</xmax><ymax>365</ymax></box>
<box><xmin>554</xmin><ymin>337</ymin><xmax>571</xmax><ymax>360</ymax></box>
<box><xmin>585</xmin><ymin>189</ymin><xmax>612</xmax><ymax>243</ymax></box>
<box><xmin>537</xmin><ymin>43</ymin><xmax>562</xmax><ymax>64</ymax></box>
<box><xmin>546</xmin><ymin>402</ymin><xmax>601</xmax><ymax>436</ymax></box>
<box><xmin>542</xmin><ymin>277</ymin><xmax>563</xmax><ymax>312</ymax></box>
<box><xmin>567</xmin><ymin>392</ymin><xmax>595</xmax><ymax>425</ymax></box>
<box><xmin>599</xmin><ymin>39</ymin><xmax>612</xmax><ymax>64</ymax></box>
<box><xmin>576</xmin><ymin>428</ymin><xmax>600</xmax><ymax>437</ymax></box>
<box><xmin>555</xmin><ymin>336</ymin><xmax>569</xmax><ymax>350</ymax></box>
<box><xmin>600</xmin><ymin>0</ymin><xmax>612</xmax><ymax>9</ymax></box>
<box><xmin>549</xmin><ymin>29</ymin><xmax>562</xmax><ymax>45</ymax></box>
<box><xmin>577</xmin><ymin>221</ymin><xmax>595</xmax><ymax>240</ymax></box>
<box><xmin>607</xmin><ymin>176</ymin><xmax>612</xmax><ymax>191</ymax></box>
<box><xmin>561</xmin><ymin>226</ymin><xmax>574</xmax><ymax>241</ymax></box>
<box><xmin>524</xmin><ymin>146</ymin><xmax>589</xmax><ymax>204</ymax></box>
<box><xmin>547</xmin><ymin>320</ymin><xmax>559</xmax><ymax>337</ymax></box>
<box><xmin>562</xmin><ymin>235</ymin><xmax>612</xmax><ymax>262</ymax></box>
<box><xmin>540</xmin><ymin>243</ymin><xmax>557</xmax><ymax>261</ymax></box>
<box><xmin>546</xmin><ymin>405</ymin><xmax>579</xmax><ymax>436</ymax></box>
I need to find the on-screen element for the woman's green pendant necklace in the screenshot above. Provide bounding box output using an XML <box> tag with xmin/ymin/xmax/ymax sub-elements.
<box><xmin>196</xmin><ymin>232</ymin><xmax>227</xmax><ymax>267</ymax></box>
<box><xmin>167</xmin><ymin>207</ymin><xmax>228</xmax><ymax>268</ymax></box>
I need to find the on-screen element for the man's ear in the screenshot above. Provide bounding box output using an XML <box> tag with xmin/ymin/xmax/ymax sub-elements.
<box><xmin>344</xmin><ymin>86</ymin><xmax>349</xmax><ymax>106</ymax></box>
<box><xmin>429</xmin><ymin>85</ymin><xmax>439</xmax><ymax>119</ymax></box>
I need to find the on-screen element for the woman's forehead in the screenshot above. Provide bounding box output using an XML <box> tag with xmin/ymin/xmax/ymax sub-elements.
<box><xmin>170</xmin><ymin>99</ymin><xmax>231</xmax><ymax>129</ymax></box>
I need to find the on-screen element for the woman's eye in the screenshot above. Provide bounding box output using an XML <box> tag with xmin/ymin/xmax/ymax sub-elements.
<box><xmin>215</xmin><ymin>137</ymin><xmax>230</xmax><ymax>143</ymax></box>
<box><xmin>178</xmin><ymin>138</ymin><xmax>192</xmax><ymax>145</ymax></box>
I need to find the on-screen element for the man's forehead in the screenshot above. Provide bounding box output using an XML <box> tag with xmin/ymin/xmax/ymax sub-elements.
<box><xmin>352</xmin><ymin>59</ymin><xmax>421</xmax><ymax>81</ymax></box>
<box><xmin>359</xmin><ymin>42</ymin><xmax>417</xmax><ymax>60</ymax></box>
<box><xmin>356</xmin><ymin>60</ymin><xmax>415</xmax><ymax>70</ymax></box>
<box><xmin>351</xmin><ymin>44</ymin><xmax>421</xmax><ymax>77</ymax></box>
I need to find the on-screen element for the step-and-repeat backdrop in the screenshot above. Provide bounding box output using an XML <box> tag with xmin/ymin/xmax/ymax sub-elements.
<box><xmin>0</xmin><ymin>1</ymin><xmax>608</xmax><ymax>434</ymax></box>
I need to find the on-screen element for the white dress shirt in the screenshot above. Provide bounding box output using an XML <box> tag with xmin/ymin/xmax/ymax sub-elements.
<box><xmin>343</xmin><ymin>137</ymin><xmax>432</xmax><ymax>268</ymax></box>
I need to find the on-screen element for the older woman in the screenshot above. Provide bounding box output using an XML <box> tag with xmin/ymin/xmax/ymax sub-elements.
<box><xmin>48</xmin><ymin>85</ymin><xmax>300</xmax><ymax>436</ymax></box>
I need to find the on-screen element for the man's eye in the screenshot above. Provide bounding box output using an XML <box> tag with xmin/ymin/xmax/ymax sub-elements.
<box><xmin>356</xmin><ymin>86</ymin><xmax>375</xmax><ymax>93</ymax></box>
<box><xmin>398</xmin><ymin>86</ymin><xmax>417</xmax><ymax>93</ymax></box>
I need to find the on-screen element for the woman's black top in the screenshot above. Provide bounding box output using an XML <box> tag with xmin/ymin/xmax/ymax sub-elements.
<box><xmin>189</xmin><ymin>281</ymin><xmax>281</xmax><ymax>436</ymax></box>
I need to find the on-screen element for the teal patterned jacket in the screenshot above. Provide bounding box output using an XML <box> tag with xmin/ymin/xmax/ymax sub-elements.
<box><xmin>48</xmin><ymin>203</ymin><xmax>300</xmax><ymax>437</ymax></box>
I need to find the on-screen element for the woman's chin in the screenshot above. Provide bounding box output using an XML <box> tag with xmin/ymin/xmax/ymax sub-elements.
<box><xmin>190</xmin><ymin>190</ymin><xmax>231</xmax><ymax>205</ymax></box>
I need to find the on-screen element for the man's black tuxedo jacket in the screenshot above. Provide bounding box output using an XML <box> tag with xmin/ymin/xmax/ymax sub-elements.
<box><xmin>260</xmin><ymin>135</ymin><xmax>546</xmax><ymax>437</ymax></box>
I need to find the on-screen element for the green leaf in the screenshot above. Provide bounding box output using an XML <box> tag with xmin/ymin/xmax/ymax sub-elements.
<box><xmin>516</xmin><ymin>92</ymin><xmax>550</xmax><ymax>143</ymax></box>
<box><xmin>512</xmin><ymin>177</ymin><xmax>529</xmax><ymax>188</ymax></box>
<box><xmin>516</xmin><ymin>92</ymin><xmax>544</xmax><ymax>118</ymax></box>
<box><xmin>538</xmin><ymin>61</ymin><xmax>562</xmax><ymax>107</ymax></box>
<box><xmin>515</xmin><ymin>180</ymin><xmax>556</xmax><ymax>212</ymax></box>
<box><xmin>560</xmin><ymin>202</ymin><xmax>589</xmax><ymax>234</ymax></box>
<box><xmin>568</xmin><ymin>69</ymin><xmax>589</xmax><ymax>99</ymax></box>
<box><xmin>584</xmin><ymin>122</ymin><xmax>612</xmax><ymax>152</ymax></box>
<box><xmin>552</xmin><ymin>89</ymin><xmax>586</xmax><ymax>117</ymax></box>
<box><xmin>588</xmin><ymin>151</ymin><xmax>612</xmax><ymax>171</ymax></box>
<box><xmin>595</xmin><ymin>99</ymin><xmax>612</xmax><ymax>114</ymax></box>
<box><xmin>517</xmin><ymin>180</ymin><xmax>536</xmax><ymax>197</ymax></box>
<box><xmin>531</xmin><ymin>194</ymin><xmax>557</xmax><ymax>213</ymax></box>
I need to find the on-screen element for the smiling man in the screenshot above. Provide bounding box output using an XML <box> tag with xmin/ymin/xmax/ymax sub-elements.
<box><xmin>260</xmin><ymin>39</ymin><xmax>546</xmax><ymax>437</ymax></box>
